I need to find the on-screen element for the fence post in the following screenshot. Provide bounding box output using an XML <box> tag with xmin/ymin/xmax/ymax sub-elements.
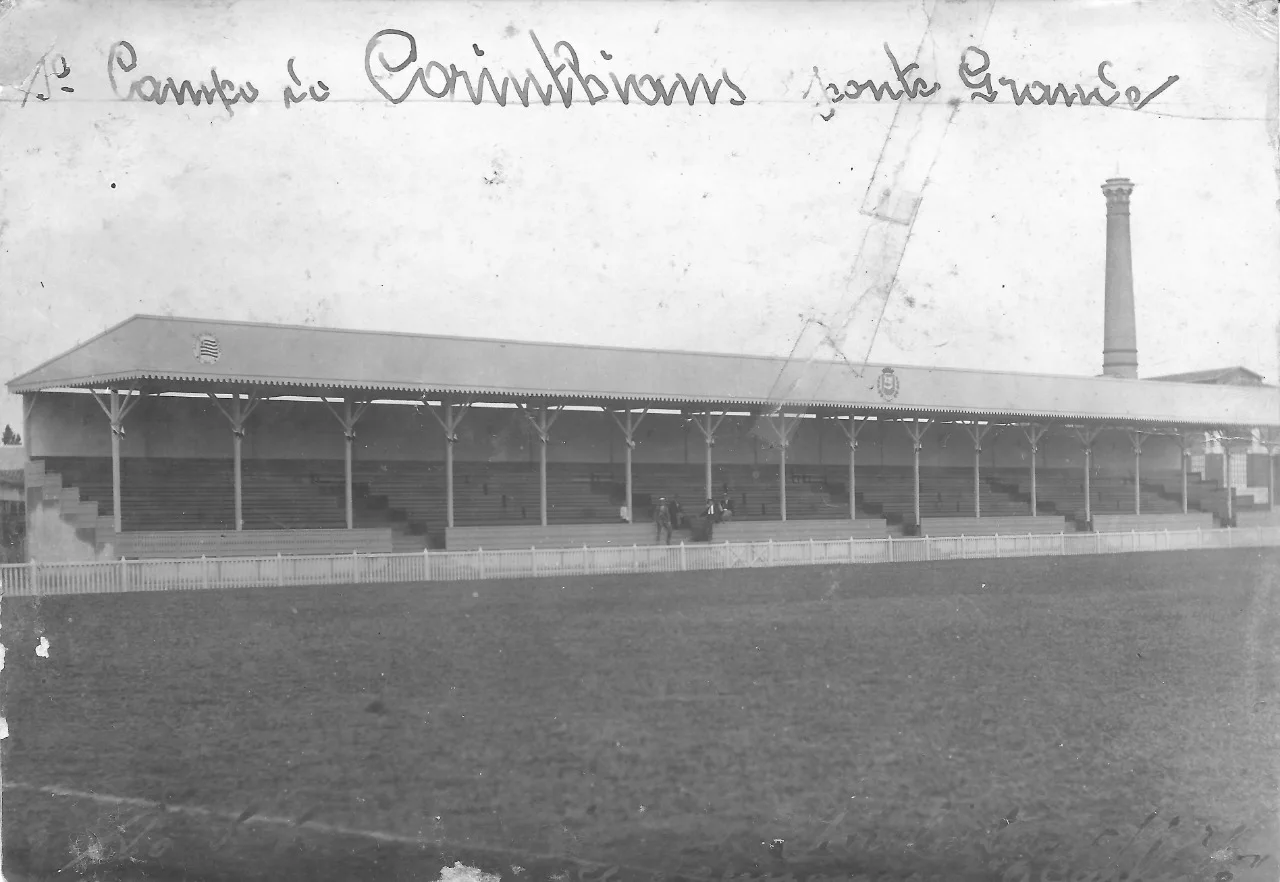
<box><xmin>680</xmin><ymin>541</ymin><xmax>687</xmax><ymax>572</ymax></box>
<box><xmin>277</xmin><ymin>553</ymin><xmax>285</xmax><ymax>587</ymax></box>
<box><xmin>423</xmin><ymin>547</ymin><xmax>431</xmax><ymax>582</ymax></box>
<box><xmin>201</xmin><ymin>555</ymin><xmax>208</xmax><ymax>590</ymax></box>
<box><xmin>478</xmin><ymin>548</ymin><xmax>485</xmax><ymax>580</ymax></box>
<box><xmin>1163</xmin><ymin>529</ymin><xmax>1168</xmax><ymax>551</ymax></box>
<box><xmin>925</xmin><ymin>537</ymin><xmax>932</xmax><ymax>562</ymax></box>
<box><xmin>632</xmin><ymin>544</ymin><xmax>638</xmax><ymax>572</ymax></box>
<box><xmin>994</xmin><ymin>534</ymin><xmax>1000</xmax><ymax>559</ymax></box>
<box><xmin>583</xmin><ymin>544</ymin><xmax>589</xmax><ymax>576</ymax></box>
<box><xmin>887</xmin><ymin>535</ymin><xmax>894</xmax><ymax>563</ymax></box>
<box><xmin>809</xmin><ymin>538</ymin><xmax>815</xmax><ymax>564</ymax></box>
<box><xmin>352</xmin><ymin>550</ymin><xmax>360</xmax><ymax>584</ymax></box>
<box><xmin>849</xmin><ymin>537</ymin><xmax>855</xmax><ymax>563</ymax></box>
<box><xmin>767</xmin><ymin>539</ymin><xmax>774</xmax><ymax>566</ymax></box>
<box><xmin>1227</xmin><ymin>527</ymin><xmax>1233</xmax><ymax>549</ymax></box>
<box><xmin>1197</xmin><ymin>526</ymin><xmax>1203</xmax><ymax>549</ymax></box>
<box><xmin>119</xmin><ymin>556</ymin><xmax>127</xmax><ymax>593</ymax></box>
<box><xmin>1095</xmin><ymin>531</ymin><xmax>1101</xmax><ymax>554</ymax></box>
<box><xmin>531</xmin><ymin>546</ymin><xmax>537</xmax><ymax>577</ymax></box>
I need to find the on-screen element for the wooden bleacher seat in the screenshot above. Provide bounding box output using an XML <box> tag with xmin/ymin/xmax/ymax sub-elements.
<box><xmin>1091</xmin><ymin>512</ymin><xmax>1216</xmax><ymax>533</ymax></box>
<box><xmin>916</xmin><ymin>516</ymin><xmax>1071</xmax><ymax>537</ymax></box>
<box><xmin>712</xmin><ymin>518</ymin><xmax>891</xmax><ymax>542</ymax></box>
<box><xmin>1235</xmin><ymin>509</ymin><xmax>1280</xmax><ymax>527</ymax></box>
<box><xmin>446</xmin><ymin>523</ymin><xmax>656</xmax><ymax>551</ymax></box>
<box><xmin>112</xmin><ymin>528</ymin><xmax>395</xmax><ymax>559</ymax></box>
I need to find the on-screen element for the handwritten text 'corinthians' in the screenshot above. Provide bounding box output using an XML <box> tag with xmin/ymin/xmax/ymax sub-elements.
<box><xmin>5</xmin><ymin>34</ymin><xmax>1180</xmax><ymax>116</ymax></box>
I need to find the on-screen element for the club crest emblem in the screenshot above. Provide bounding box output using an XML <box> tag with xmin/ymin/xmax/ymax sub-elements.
<box><xmin>876</xmin><ymin>367</ymin><xmax>900</xmax><ymax>402</ymax></box>
<box><xmin>193</xmin><ymin>333</ymin><xmax>220</xmax><ymax>365</ymax></box>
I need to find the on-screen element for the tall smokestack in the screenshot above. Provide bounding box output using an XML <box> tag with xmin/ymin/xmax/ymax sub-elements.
<box><xmin>1101</xmin><ymin>177</ymin><xmax>1138</xmax><ymax>379</ymax></box>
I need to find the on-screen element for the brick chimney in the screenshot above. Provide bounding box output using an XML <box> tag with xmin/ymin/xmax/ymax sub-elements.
<box><xmin>1101</xmin><ymin>177</ymin><xmax>1138</xmax><ymax>378</ymax></box>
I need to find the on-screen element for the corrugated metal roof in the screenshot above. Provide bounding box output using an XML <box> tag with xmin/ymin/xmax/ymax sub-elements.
<box><xmin>7</xmin><ymin>315</ymin><xmax>1280</xmax><ymax>427</ymax></box>
<box><xmin>1147</xmin><ymin>367</ymin><xmax>1266</xmax><ymax>385</ymax></box>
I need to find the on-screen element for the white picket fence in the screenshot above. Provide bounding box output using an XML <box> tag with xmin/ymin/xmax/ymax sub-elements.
<box><xmin>2</xmin><ymin>526</ymin><xmax>1279</xmax><ymax>597</ymax></box>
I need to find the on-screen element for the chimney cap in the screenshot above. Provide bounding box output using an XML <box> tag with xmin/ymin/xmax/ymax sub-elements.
<box><xmin>1102</xmin><ymin>176</ymin><xmax>1135</xmax><ymax>188</ymax></box>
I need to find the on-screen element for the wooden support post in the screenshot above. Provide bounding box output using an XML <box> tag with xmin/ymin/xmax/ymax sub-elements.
<box><xmin>1021</xmin><ymin>423</ymin><xmax>1049</xmax><ymax>518</ymax></box>
<box><xmin>322</xmin><ymin>396</ymin><xmax>373</xmax><ymax>530</ymax></box>
<box><xmin>764</xmin><ymin>411</ymin><xmax>802</xmax><ymax>522</ymax></box>
<box><xmin>344</xmin><ymin>402</ymin><xmax>355</xmax><ymax>529</ymax></box>
<box><xmin>1072</xmin><ymin>426</ymin><xmax>1101</xmax><ymax>526</ymax></box>
<box><xmin>835</xmin><ymin>415</ymin><xmax>870</xmax><ymax>521</ymax></box>
<box><xmin>22</xmin><ymin>392</ymin><xmax>38</xmax><ymax>463</ymax></box>
<box><xmin>780</xmin><ymin>439</ymin><xmax>788</xmax><ymax>521</ymax></box>
<box><xmin>1128</xmin><ymin>430</ymin><xmax>1147</xmax><ymax>516</ymax></box>
<box><xmin>608</xmin><ymin>407</ymin><xmax>649</xmax><ymax>524</ymax></box>
<box><xmin>689</xmin><ymin>411</ymin><xmax>726</xmax><ymax>504</ymax></box>
<box><xmin>1181</xmin><ymin>442</ymin><xmax>1189</xmax><ymax>514</ymax></box>
<box><xmin>424</xmin><ymin>398</ymin><xmax>473</xmax><ymax>529</ymax></box>
<box><xmin>520</xmin><ymin>404</ymin><xmax>562</xmax><ymax>527</ymax></box>
<box><xmin>1224</xmin><ymin>439</ymin><xmax>1234</xmax><ymax>523</ymax></box>
<box><xmin>208</xmin><ymin>389</ymin><xmax>263</xmax><ymax>531</ymax></box>
<box><xmin>903</xmin><ymin>420</ymin><xmax>932</xmax><ymax>530</ymax></box>
<box><xmin>960</xmin><ymin>423</ymin><xmax>992</xmax><ymax>518</ymax></box>
<box><xmin>1270</xmin><ymin>445</ymin><xmax>1277</xmax><ymax>512</ymax></box>
<box><xmin>91</xmin><ymin>386</ymin><xmax>143</xmax><ymax>534</ymax></box>
<box><xmin>1175</xmin><ymin>429</ymin><xmax>1204</xmax><ymax>517</ymax></box>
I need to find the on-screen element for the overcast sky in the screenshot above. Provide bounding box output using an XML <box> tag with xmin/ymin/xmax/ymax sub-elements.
<box><xmin>0</xmin><ymin>0</ymin><xmax>1276</xmax><ymax>434</ymax></box>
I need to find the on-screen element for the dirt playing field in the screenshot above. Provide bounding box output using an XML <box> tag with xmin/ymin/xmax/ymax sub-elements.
<box><xmin>3</xmin><ymin>549</ymin><xmax>1278</xmax><ymax>881</ymax></box>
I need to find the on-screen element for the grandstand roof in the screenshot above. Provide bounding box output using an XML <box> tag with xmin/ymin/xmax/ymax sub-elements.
<box><xmin>7</xmin><ymin>315</ymin><xmax>1279</xmax><ymax>428</ymax></box>
<box><xmin>1147</xmin><ymin>367</ymin><xmax>1266</xmax><ymax>386</ymax></box>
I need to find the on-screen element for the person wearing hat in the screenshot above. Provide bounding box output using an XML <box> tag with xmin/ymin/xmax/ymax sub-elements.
<box><xmin>654</xmin><ymin>497</ymin><xmax>672</xmax><ymax>545</ymax></box>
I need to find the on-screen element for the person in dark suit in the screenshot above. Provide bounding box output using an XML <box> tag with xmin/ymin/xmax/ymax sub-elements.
<box><xmin>668</xmin><ymin>496</ymin><xmax>683</xmax><ymax>530</ymax></box>
<box><xmin>654</xmin><ymin>498</ymin><xmax>672</xmax><ymax>545</ymax></box>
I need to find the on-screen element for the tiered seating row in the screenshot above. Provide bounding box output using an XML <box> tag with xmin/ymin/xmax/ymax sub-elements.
<box><xmin>32</xmin><ymin>458</ymin><xmax>1275</xmax><ymax>556</ymax></box>
<box><xmin>446</xmin><ymin>524</ymin><xmax>657</xmax><ymax>551</ymax></box>
<box><xmin>991</xmin><ymin>469</ymin><xmax>1186</xmax><ymax>522</ymax></box>
<box><xmin>1092</xmin><ymin>513</ymin><xmax>1216</xmax><ymax>533</ymax></box>
<box><xmin>1236</xmin><ymin>510</ymin><xmax>1280</xmax><ymax>527</ymax></box>
<box><xmin>917</xmin><ymin>516</ymin><xmax>1072</xmax><ymax>537</ymax></box>
<box><xmin>113</xmin><ymin>528</ymin><xmax>395</xmax><ymax>559</ymax></box>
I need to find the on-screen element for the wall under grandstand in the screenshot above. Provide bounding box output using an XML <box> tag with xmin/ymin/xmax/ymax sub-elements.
<box><xmin>27</xmin><ymin>392</ymin><xmax>1182</xmax><ymax>473</ymax></box>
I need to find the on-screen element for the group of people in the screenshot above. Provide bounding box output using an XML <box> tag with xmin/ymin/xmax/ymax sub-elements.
<box><xmin>650</xmin><ymin>493</ymin><xmax>735</xmax><ymax>545</ymax></box>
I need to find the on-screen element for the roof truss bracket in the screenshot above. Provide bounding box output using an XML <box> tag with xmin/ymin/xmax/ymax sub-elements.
<box><xmin>608</xmin><ymin>407</ymin><xmax>649</xmax><ymax>448</ymax></box>
<box><xmin>519</xmin><ymin>403</ymin><xmax>562</xmax><ymax>443</ymax></box>
<box><xmin>1071</xmin><ymin>425</ymin><xmax>1102</xmax><ymax>449</ymax></box>
<box><xmin>834</xmin><ymin>414</ymin><xmax>873</xmax><ymax>448</ymax></box>
<box><xmin>423</xmin><ymin>396</ymin><xmax>473</xmax><ymax>442</ymax></box>
<box><xmin>322</xmin><ymin>396</ymin><xmax>373</xmax><ymax>439</ymax></box>
<box><xmin>208</xmin><ymin>388</ymin><xmax>263</xmax><ymax>433</ymax></box>
<box><xmin>762</xmin><ymin>410</ymin><xmax>802</xmax><ymax>448</ymax></box>
<box><xmin>1021</xmin><ymin>421</ymin><xmax>1050</xmax><ymax>451</ymax></box>
<box><xmin>901</xmin><ymin>418</ymin><xmax>932</xmax><ymax>448</ymax></box>
<box><xmin>690</xmin><ymin>411</ymin><xmax>727</xmax><ymax>446</ymax></box>
<box><xmin>91</xmin><ymin>385</ymin><xmax>143</xmax><ymax>432</ymax></box>
<box><xmin>957</xmin><ymin>421</ymin><xmax>993</xmax><ymax>451</ymax></box>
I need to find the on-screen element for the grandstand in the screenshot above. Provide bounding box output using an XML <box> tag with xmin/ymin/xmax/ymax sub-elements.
<box><xmin>6</xmin><ymin>177</ymin><xmax>1279</xmax><ymax>563</ymax></box>
<box><xmin>7</xmin><ymin>312</ymin><xmax>1277</xmax><ymax>562</ymax></box>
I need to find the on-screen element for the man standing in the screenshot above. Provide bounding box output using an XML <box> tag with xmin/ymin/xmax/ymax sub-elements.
<box><xmin>654</xmin><ymin>498</ymin><xmax>672</xmax><ymax>545</ymax></box>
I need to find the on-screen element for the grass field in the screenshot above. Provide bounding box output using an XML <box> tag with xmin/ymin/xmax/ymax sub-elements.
<box><xmin>3</xmin><ymin>549</ymin><xmax>1279</xmax><ymax>882</ymax></box>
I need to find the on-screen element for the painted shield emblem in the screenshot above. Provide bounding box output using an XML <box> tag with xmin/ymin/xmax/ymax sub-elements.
<box><xmin>876</xmin><ymin>367</ymin><xmax>900</xmax><ymax>402</ymax></box>
<box><xmin>193</xmin><ymin>333</ymin><xmax>221</xmax><ymax>365</ymax></box>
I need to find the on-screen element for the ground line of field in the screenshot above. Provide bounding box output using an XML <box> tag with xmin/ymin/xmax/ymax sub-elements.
<box><xmin>5</xmin><ymin>781</ymin><xmax>660</xmax><ymax>876</ymax></box>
